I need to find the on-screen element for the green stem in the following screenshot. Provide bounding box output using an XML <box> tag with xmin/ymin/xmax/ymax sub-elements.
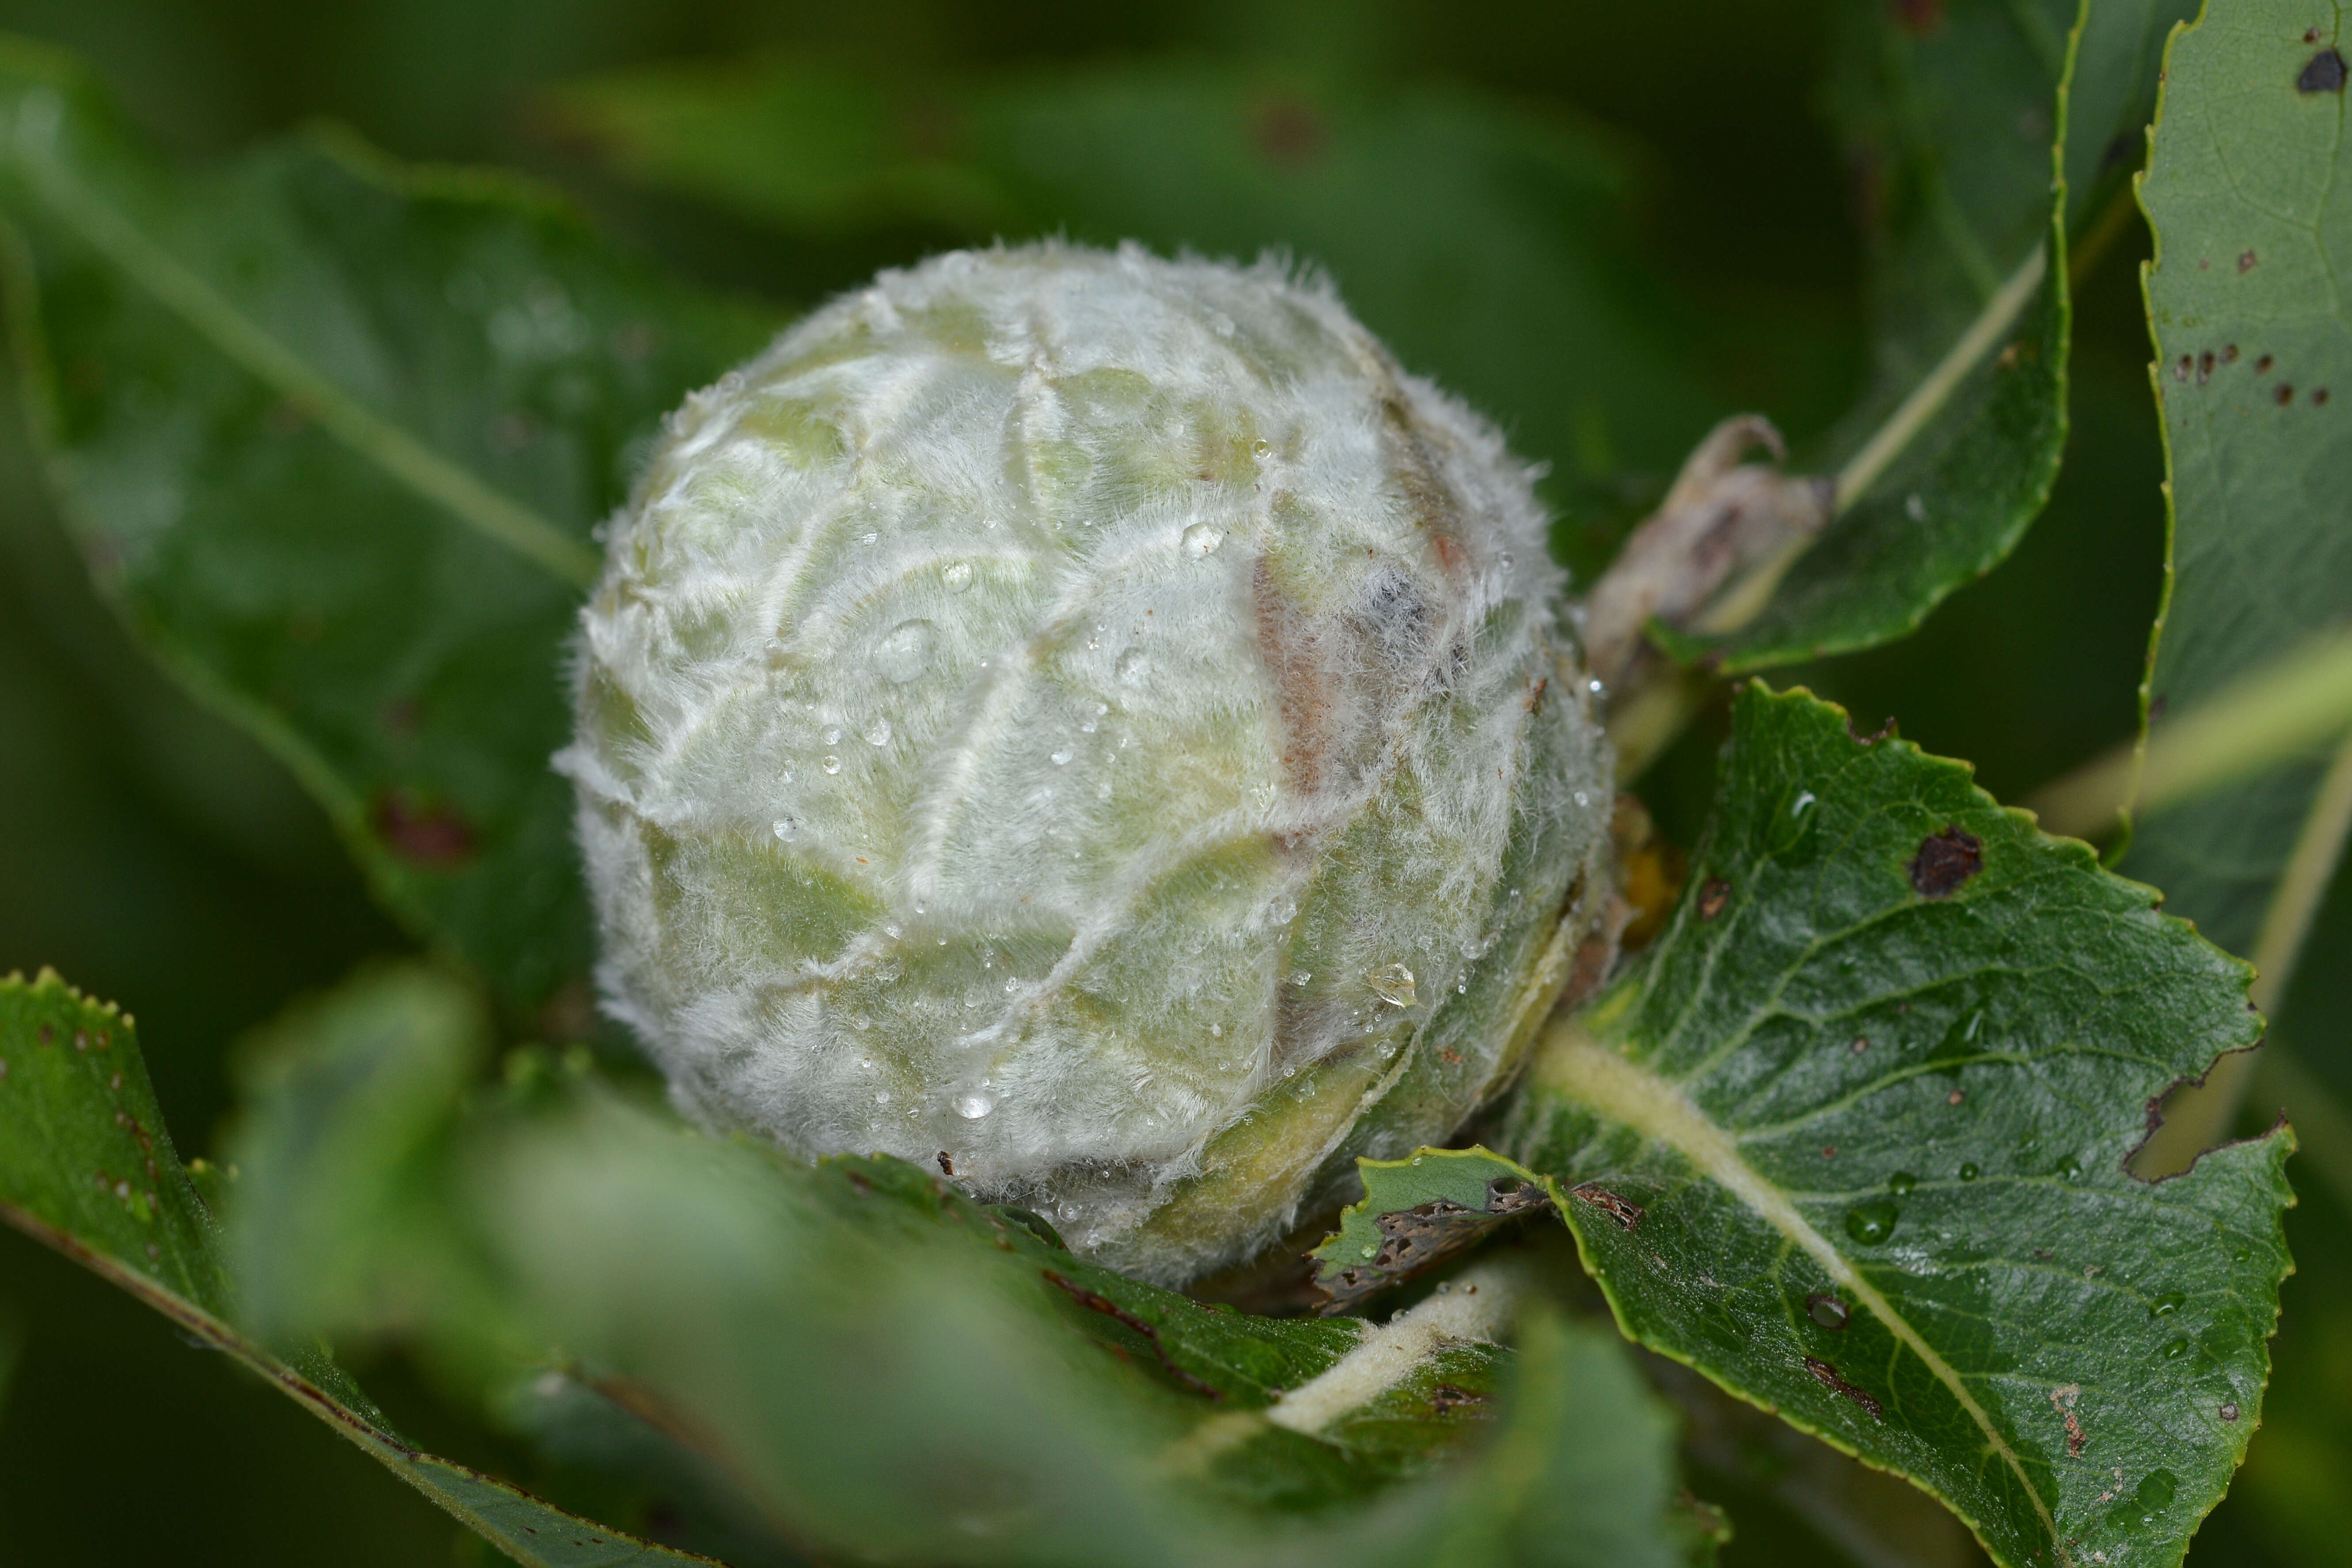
<box><xmin>2132</xmin><ymin>731</ymin><xmax>2352</xmax><ymax>1176</ymax></box>
<box><xmin>2030</xmin><ymin>629</ymin><xmax>2352</xmax><ymax>837</ymax></box>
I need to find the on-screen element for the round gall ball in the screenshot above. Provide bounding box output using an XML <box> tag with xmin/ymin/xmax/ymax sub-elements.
<box><xmin>562</xmin><ymin>242</ymin><xmax>1611</xmax><ymax>1284</ymax></box>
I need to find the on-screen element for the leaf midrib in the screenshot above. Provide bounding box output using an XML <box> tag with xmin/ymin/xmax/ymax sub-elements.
<box><xmin>7</xmin><ymin>96</ymin><xmax>601</xmax><ymax>588</ymax></box>
<box><xmin>1535</xmin><ymin>1018</ymin><xmax>2062</xmax><ymax>1557</ymax></box>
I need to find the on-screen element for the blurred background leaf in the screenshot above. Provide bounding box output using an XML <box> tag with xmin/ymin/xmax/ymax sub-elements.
<box><xmin>0</xmin><ymin>39</ymin><xmax>773</xmax><ymax>1024</ymax></box>
<box><xmin>220</xmin><ymin>962</ymin><xmax>1719</xmax><ymax>1568</ymax></box>
<box><xmin>0</xmin><ymin>969</ymin><xmax>733</xmax><ymax>1566</ymax></box>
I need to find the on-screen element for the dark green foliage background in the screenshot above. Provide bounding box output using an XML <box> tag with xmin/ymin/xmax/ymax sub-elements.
<box><xmin>0</xmin><ymin>1</ymin><xmax>2334</xmax><ymax>1565</ymax></box>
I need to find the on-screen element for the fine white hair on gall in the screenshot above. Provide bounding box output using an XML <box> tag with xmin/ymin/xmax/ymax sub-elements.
<box><xmin>559</xmin><ymin>240</ymin><xmax>1612</xmax><ymax>1284</ymax></box>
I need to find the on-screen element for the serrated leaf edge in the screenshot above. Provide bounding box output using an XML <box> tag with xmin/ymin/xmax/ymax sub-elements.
<box><xmin>0</xmin><ymin>967</ymin><xmax>725</xmax><ymax>1568</ymax></box>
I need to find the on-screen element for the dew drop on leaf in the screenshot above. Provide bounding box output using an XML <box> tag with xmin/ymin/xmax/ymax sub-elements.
<box><xmin>1959</xmin><ymin>1162</ymin><xmax>1980</xmax><ymax>1182</ymax></box>
<box><xmin>2161</xmin><ymin>1336</ymin><xmax>2190</xmax><ymax>1359</ymax></box>
<box><xmin>1844</xmin><ymin>1200</ymin><xmax>1899</xmax><ymax>1245</ymax></box>
<box><xmin>1887</xmin><ymin>1171</ymin><xmax>1918</xmax><ymax>1195</ymax></box>
<box><xmin>1806</xmin><ymin>1292</ymin><xmax>1851</xmax><ymax>1329</ymax></box>
<box><xmin>2150</xmin><ymin>1292</ymin><xmax>2187</xmax><ymax>1317</ymax></box>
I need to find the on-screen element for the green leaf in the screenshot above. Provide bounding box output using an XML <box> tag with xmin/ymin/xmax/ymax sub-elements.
<box><xmin>0</xmin><ymin>37</ymin><xmax>773</xmax><ymax>1013</ymax></box>
<box><xmin>226</xmin><ymin>962</ymin><xmax>1718</xmax><ymax>1567</ymax></box>
<box><xmin>536</xmin><ymin>57</ymin><xmax>1723</xmax><ymax>572</ymax></box>
<box><xmin>2125</xmin><ymin>0</ymin><xmax>2352</xmax><ymax>962</ymax></box>
<box><xmin>1308</xmin><ymin>1146</ymin><xmax>1557</xmax><ymax>1313</ymax></box>
<box><xmin>0</xmin><ymin>966</ymin><xmax>728</xmax><ymax>1567</ymax></box>
<box><xmin>1678</xmin><ymin>0</ymin><xmax>2191</xmax><ymax>671</ymax></box>
<box><xmin>1497</xmin><ymin>683</ymin><xmax>2292</xmax><ymax>1568</ymax></box>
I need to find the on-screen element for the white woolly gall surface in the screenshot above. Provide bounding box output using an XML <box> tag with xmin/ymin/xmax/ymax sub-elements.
<box><xmin>561</xmin><ymin>242</ymin><xmax>1611</xmax><ymax>1284</ymax></box>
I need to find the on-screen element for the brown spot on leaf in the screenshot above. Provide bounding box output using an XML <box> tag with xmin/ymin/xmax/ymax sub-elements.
<box><xmin>1252</xmin><ymin>97</ymin><xmax>1324</xmax><ymax>168</ymax></box>
<box><xmin>1429</xmin><ymin>1382</ymin><xmax>1488</xmax><ymax>1415</ymax></box>
<box><xmin>2172</xmin><ymin>355</ymin><xmax>2192</xmax><ymax>380</ymax></box>
<box><xmin>1803</xmin><ymin>1356</ymin><xmax>1884</xmax><ymax>1421</ymax></box>
<box><xmin>2224</xmin><ymin>344</ymin><xmax>2240</xmax><ymax>362</ymax></box>
<box><xmin>2278</xmin><ymin>383</ymin><xmax>2298</xmax><ymax>406</ymax></box>
<box><xmin>371</xmin><ymin>790</ymin><xmax>477</xmax><ymax>868</ymax></box>
<box><xmin>1318</xmin><ymin>1175</ymin><xmax>1552</xmax><ymax>1312</ymax></box>
<box><xmin>1846</xmin><ymin>715</ymin><xmax>1897</xmax><ymax>745</ymax></box>
<box><xmin>2052</xmin><ymin>1383</ymin><xmax>2087</xmax><ymax>1456</ymax></box>
<box><xmin>2198</xmin><ymin>351</ymin><xmax>2216</xmax><ymax>383</ymax></box>
<box><xmin>1698</xmin><ymin>878</ymin><xmax>1732</xmax><ymax>920</ymax></box>
<box><xmin>1889</xmin><ymin>0</ymin><xmax>1943</xmax><ymax>34</ymax></box>
<box><xmin>2316</xmin><ymin>388</ymin><xmax>2332</xmax><ymax>405</ymax></box>
<box><xmin>2239</xmin><ymin>250</ymin><xmax>2258</xmax><ymax>273</ymax></box>
<box><xmin>1909</xmin><ymin>826</ymin><xmax>1983</xmax><ymax>898</ymax></box>
<box><xmin>2299</xmin><ymin>48</ymin><xmax>2347</xmax><ymax>93</ymax></box>
<box><xmin>1043</xmin><ymin>1270</ymin><xmax>1221</xmax><ymax>1399</ymax></box>
<box><xmin>2257</xmin><ymin>353</ymin><xmax>2276</xmax><ymax>373</ymax></box>
<box><xmin>1569</xmin><ymin>1182</ymin><xmax>1644</xmax><ymax>1231</ymax></box>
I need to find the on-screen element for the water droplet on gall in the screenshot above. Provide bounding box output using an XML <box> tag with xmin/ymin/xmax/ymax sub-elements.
<box><xmin>822</xmin><ymin>755</ymin><xmax>841</xmax><ymax>774</ymax></box>
<box><xmin>1180</xmin><ymin>521</ymin><xmax>1224</xmax><ymax>558</ymax></box>
<box><xmin>873</xmin><ymin>619</ymin><xmax>936</xmax><ymax>682</ymax></box>
<box><xmin>866</xmin><ymin>719</ymin><xmax>892</xmax><ymax>746</ymax></box>
<box><xmin>1368</xmin><ymin>963</ymin><xmax>1417</xmax><ymax>1007</ymax></box>
<box><xmin>955</xmin><ymin>1090</ymin><xmax>997</xmax><ymax>1120</ymax></box>
<box><xmin>943</xmin><ymin>561</ymin><xmax>975</xmax><ymax>592</ymax></box>
<box><xmin>1051</xmin><ymin>748</ymin><xmax>1073</xmax><ymax>765</ymax></box>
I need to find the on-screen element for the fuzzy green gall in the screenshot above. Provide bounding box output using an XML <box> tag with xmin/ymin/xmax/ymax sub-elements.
<box><xmin>562</xmin><ymin>242</ymin><xmax>1613</xmax><ymax>1283</ymax></box>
